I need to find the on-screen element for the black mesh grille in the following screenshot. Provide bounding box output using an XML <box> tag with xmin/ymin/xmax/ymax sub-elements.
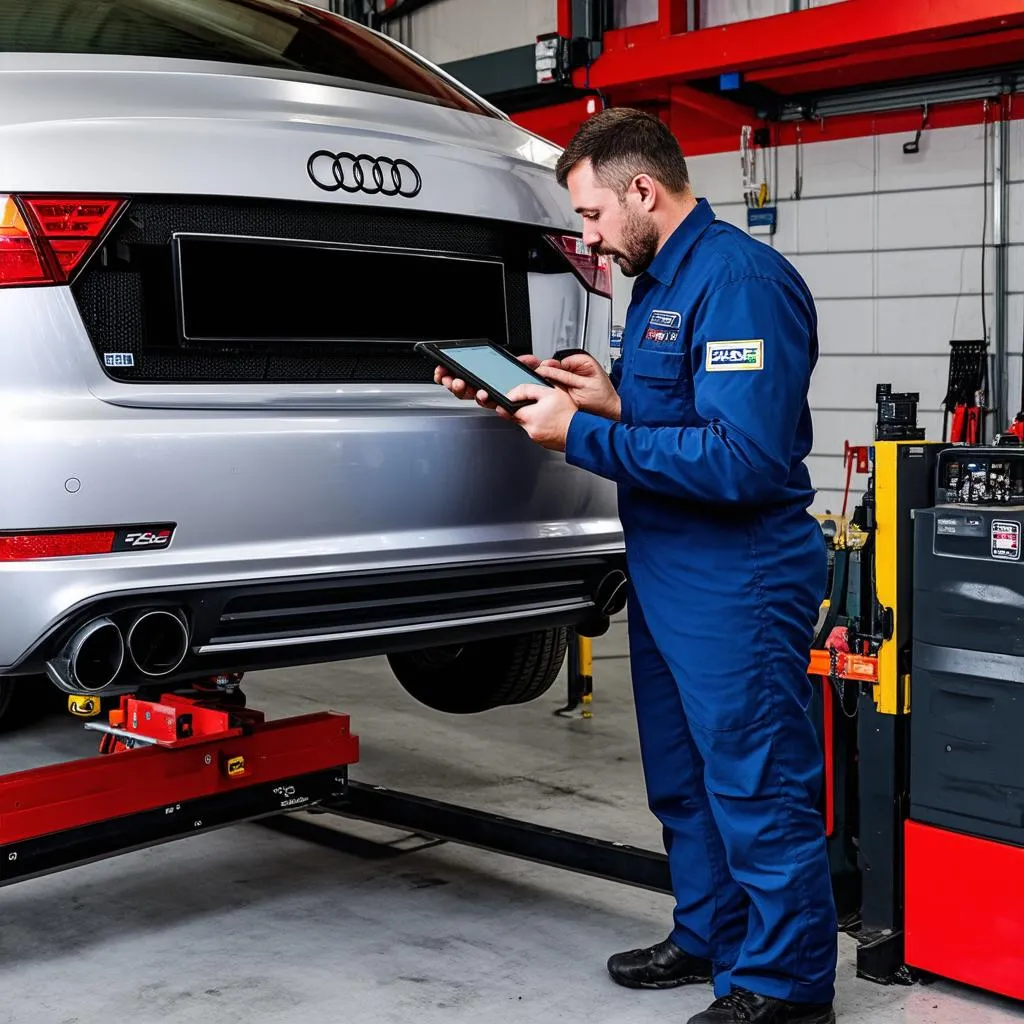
<box><xmin>71</xmin><ymin>196</ymin><xmax>537</xmax><ymax>384</ymax></box>
<box><xmin>204</xmin><ymin>557</ymin><xmax>608</xmax><ymax>647</ymax></box>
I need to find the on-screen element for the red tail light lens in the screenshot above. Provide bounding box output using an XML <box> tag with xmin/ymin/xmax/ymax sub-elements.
<box><xmin>0</xmin><ymin>195</ymin><xmax>125</xmax><ymax>287</ymax></box>
<box><xmin>0</xmin><ymin>530</ymin><xmax>116</xmax><ymax>561</ymax></box>
<box><xmin>545</xmin><ymin>233</ymin><xmax>613</xmax><ymax>298</ymax></box>
<box><xmin>0</xmin><ymin>196</ymin><xmax>49</xmax><ymax>285</ymax></box>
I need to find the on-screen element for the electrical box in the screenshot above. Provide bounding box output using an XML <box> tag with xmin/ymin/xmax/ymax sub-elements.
<box><xmin>746</xmin><ymin>206</ymin><xmax>777</xmax><ymax>236</ymax></box>
<box><xmin>936</xmin><ymin>444</ymin><xmax>1024</xmax><ymax>507</ymax></box>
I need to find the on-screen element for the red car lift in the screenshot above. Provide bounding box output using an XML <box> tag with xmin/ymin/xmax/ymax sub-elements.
<box><xmin>0</xmin><ymin>680</ymin><xmax>678</xmax><ymax>893</ymax></box>
<box><xmin>0</xmin><ymin>691</ymin><xmax>359</xmax><ymax>885</ymax></box>
<box><xmin>0</xmin><ymin>688</ymin><xmax>679</xmax><ymax>895</ymax></box>
<box><xmin>0</xmin><ymin>614</ymin><xmax>868</xmax><ymax>899</ymax></box>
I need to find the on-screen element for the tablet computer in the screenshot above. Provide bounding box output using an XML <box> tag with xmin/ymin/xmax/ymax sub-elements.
<box><xmin>415</xmin><ymin>339</ymin><xmax>555</xmax><ymax>413</ymax></box>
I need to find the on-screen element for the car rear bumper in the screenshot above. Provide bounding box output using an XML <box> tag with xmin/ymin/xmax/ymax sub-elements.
<box><xmin>0</xmin><ymin>314</ymin><xmax>623</xmax><ymax>677</ymax></box>
<box><xmin>11</xmin><ymin>551</ymin><xmax>628</xmax><ymax>686</ymax></box>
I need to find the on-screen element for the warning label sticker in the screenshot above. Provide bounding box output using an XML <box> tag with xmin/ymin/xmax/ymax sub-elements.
<box><xmin>991</xmin><ymin>520</ymin><xmax>1021</xmax><ymax>561</ymax></box>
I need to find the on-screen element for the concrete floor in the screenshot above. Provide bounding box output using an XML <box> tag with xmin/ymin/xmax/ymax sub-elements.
<box><xmin>0</xmin><ymin>616</ymin><xmax>1021</xmax><ymax>1024</ymax></box>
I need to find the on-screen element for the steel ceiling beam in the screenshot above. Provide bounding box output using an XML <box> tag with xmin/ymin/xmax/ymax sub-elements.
<box><xmin>746</xmin><ymin>27</ymin><xmax>1024</xmax><ymax>95</ymax></box>
<box><xmin>580</xmin><ymin>0</ymin><xmax>1024</xmax><ymax>91</ymax></box>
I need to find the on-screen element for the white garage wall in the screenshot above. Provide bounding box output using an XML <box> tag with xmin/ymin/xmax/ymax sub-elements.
<box><xmin>700</xmin><ymin>0</ymin><xmax>850</xmax><ymax>25</ymax></box>
<box><xmin>700</xmin><ymin>0</ymin><xmax>793</xmax><ymax>26</ymax></box>
<box><xmin>612</xmin><ymin>119</ymin><xmax>1022</xmax><ymax>515</ymax></box>
<box><xmin>382</xmin><ymin>0</ymin><xmax>557</xmax><ymax>65</ymax></box>
<box><xmin>370</xmin><ymin>0</ymin><xmax>849</xmax><ymax>52</ymax></box>
<box><xmin>614</xmin><ymin>0</ymin><xmax>658</xmax><ymax>28</ymax></box>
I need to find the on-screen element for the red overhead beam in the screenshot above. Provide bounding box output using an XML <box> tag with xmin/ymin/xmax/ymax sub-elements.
<box><xmin>602</xmin><ymin>19</ymin><xmax>661</xmax><ymax>54</ymax></box>
<box><xmin>747</xmin><ymin>27</ymin><xmax>1024</xmax><ymax>95</ymax></box>
<box><xmin>669</xmin><ymin>83</ymin><xmax>751</xmax><ymax>130</ymax></box>
<box><xmin>514</xmin><ymin>96</ymin><xmax>599</xmax><ymax>149</ymax></box>
<box><xmin>511</xmin><ymin>94</ymin><xmax>1023</xmax><ymax>159</ymax></box>
<box><xmin>514</xmin><ymin>0</ymin><xmax>1024</xmax><ymax>159</ymax></box>
<box><xmin>579</xmin><ymin>0</ymin><xmax>1024</xmax><ymax>91</ymax></box>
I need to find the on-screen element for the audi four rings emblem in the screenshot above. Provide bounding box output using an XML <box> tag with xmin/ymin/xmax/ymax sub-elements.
<box><xmin>307</xmin><ymin>151</ymin><xmax>422</xmax><ymax>198</ymax></box>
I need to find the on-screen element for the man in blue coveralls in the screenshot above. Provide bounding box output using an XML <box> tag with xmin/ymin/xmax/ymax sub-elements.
<box><xmin>436</xmin><ymin>108</ymin><xmax>836</xmax><ymax>1024</ymax></box>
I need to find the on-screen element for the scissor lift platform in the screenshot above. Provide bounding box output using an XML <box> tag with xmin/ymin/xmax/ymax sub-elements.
<box><xmin>0</xmin><ymin>683</ymin><xmax>675</xmax><ymax>895</ymax></box>
<box><xmin>0</xmin><ymin>627</ymin><xmax>872</xmax><ymax>905</ymax></box>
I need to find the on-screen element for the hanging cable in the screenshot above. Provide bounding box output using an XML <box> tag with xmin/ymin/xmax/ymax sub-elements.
<box><xmin>792</xmin><ymin>123</ymin><xmax>804</xmax><ymax>200</ymax></box>
<box><xmin>981</xmin><ymin>100</ymin><xmax>989</xmax><ymax>349</ymax></box>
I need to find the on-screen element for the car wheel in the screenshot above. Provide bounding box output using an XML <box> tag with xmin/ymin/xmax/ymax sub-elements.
<box><xmin>387</xmin><ymin>627</ymin><xmax>569</xmax><ymax>714</ymax></box>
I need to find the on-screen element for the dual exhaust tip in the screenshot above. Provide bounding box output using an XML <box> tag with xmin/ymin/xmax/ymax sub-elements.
<box><xmin>57</xmin><ymin>609</ymin><xmax>190</xmax><ymax>692</ymax></box>
<box><xmin>576</xmin><ymin>568</ymin><xmax>629</xmax><ymax>639</ymax></box>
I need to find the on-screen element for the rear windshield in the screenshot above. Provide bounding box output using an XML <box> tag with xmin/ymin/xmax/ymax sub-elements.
<box><xmin>0</xmin><ymin>0</ymin><xmax>495</xmax><ymax>116</ymax></box>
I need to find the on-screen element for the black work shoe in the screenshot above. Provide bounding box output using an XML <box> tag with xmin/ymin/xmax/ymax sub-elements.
<box><xmin>687</xmin><ymin>988</ymin><xmax>835</xmax><ymax>1024</ymax></box>
<box><xmin>607</xmin><ymin>936</ymin><xmax>712</xmax><ymax>989</ymax></box>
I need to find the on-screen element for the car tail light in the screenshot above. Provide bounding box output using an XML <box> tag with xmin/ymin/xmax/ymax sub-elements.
<box><xmin>0</xmin><ymin>530</ymin><xmax>117</xmax><ymax>561</ymax></box>
<box><xmin>545</xmin><ymin>233</ymin><xmax>612</xmax><ymax>298</ymax></box>
<box><xmin>0</xmin><ymin>196</ymin><xmax>49</xmax><ymax>285</ymax></box>
<box><xmin>0</xmin><ymin>195</ymin><xmax>125</xmax><ymax>287</ymax></box>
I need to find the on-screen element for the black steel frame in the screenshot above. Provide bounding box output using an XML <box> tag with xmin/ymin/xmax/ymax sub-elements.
<box><xmin>314</xmin><ymin>781</ymin><xmax>673</xmax><ymax>892</ymax></box>
<box><xmin>0</xmin><ymin>768</ymin><xmax>349</xmax><ymax>888</ymax></box>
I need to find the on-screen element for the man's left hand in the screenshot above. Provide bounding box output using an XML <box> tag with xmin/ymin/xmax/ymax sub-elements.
<box><xmin>498</xmin><ymin>384</ymin><xmax>577</xmax><ymax>452</ymax></box>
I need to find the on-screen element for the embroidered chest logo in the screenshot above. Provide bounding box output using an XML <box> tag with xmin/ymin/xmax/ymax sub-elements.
<box><xmin>644</xmin><ymin>309</ymin><xmax>681</xmax><ymax>344</ymax></box>
<box><xmin>705</xmin><ymin>339</ymin><xmax>763</xmax><ymax>371</ymax></box>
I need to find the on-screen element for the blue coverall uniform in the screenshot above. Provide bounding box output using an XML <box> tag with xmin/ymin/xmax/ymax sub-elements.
<box><xmin>565</xmin><ymin>198</ymin><xmax>837</xmax><ymax>1004</ymax></box>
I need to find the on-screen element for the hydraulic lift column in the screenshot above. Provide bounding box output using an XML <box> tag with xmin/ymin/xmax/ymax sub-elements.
<box><xmin>847</xmin><ymin>387</ymin><xmax>941</xmax><ymax>983</ymax></box>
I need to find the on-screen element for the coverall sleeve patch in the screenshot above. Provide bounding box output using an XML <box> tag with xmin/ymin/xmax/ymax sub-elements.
<box><xmin>705</xmin><ymin>339</ymin><xmax>763</xmax><ymax>371</ymax></box>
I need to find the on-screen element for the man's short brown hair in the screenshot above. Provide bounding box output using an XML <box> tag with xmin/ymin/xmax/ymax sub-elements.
<box><xmin>555</xmin><ymin>107</ymin><xmax>690</xmax><ymax>196</ymax></box>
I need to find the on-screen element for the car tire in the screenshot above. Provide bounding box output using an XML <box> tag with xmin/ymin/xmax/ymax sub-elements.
<box><xmin>387</xmin><ymin>627</ymin><xmax>569</xmax><ymax>714</ymax></box>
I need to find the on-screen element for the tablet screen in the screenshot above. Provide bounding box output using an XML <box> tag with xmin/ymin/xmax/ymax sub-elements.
<box><xmin>441</xmin><ymin>344</ymin><xmax>551</xmax><ymax>398</ymax></box>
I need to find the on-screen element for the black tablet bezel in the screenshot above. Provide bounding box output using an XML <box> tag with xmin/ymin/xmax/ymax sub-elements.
<box><xmin>415</xmin><ymin>339</ymin><xmax>554</xmax><ymax>413</ymax></box>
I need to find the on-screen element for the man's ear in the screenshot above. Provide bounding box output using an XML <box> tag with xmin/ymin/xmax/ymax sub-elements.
<box><xmin>630</xmin><ymin>173</ymin><xmax>658</xmax><ymax>211</ymax></box>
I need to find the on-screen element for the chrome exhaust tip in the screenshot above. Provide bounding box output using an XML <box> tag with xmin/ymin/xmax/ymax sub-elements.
<box><xmin>594</xmin><ymin>569</ymin><xmax>629</xmax><ymax>616</ymax></box>
<box><xmin>65</xmin><ymin>617</ymin><xmax>125</xmax><ymax>692</ymax></box>
<box><xmin>575</xmin><ymin>569</ymin><xmax>629</xmax><ymax>639</ymax></box>
<box><xmin>127</xmin><ymin>609</ymin><xmax>190</xmax><ymax>678</ymax></box>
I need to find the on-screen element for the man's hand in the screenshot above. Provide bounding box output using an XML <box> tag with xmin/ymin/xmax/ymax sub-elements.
<box><xmin>498</xmin><ymin>383</ymin><xmax>578</xmax><ymax>452</ymax></box>
<box><xmin>534</xmin><ymin>353</ymin><xmax>621</xmax><ymax>421</ymax></box>
<box><xmin>435</xmin><ymin>354</ymin><xmax>558</xmax><ymax>410</ymax></box>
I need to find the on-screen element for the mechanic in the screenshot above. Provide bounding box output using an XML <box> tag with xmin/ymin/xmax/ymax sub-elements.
<box><xmin>436</xmin><ymin>108</ymin><xmax>837</xmax><ymax>1024</ymax></box>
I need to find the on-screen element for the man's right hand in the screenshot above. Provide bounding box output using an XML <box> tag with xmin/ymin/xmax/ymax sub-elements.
<box><xmin>435</xmin><ymin>354</ymin><xmax>559</xmax><ymax>410</ymax></box>
<box><xmin>534</xmin><ymin>353</ymin><xmax>621</xmax><ymax>421</ymax></box>
<box><xmin>435</xmin><ymin>351</ymin><xmax>620</xmax><ymax>421</ymax></box>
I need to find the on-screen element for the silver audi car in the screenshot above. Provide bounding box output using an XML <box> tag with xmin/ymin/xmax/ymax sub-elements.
<box><xmin>0</xmin><ymin>0</ymin><xmax>626</xmax><ymax>720</ymax></box>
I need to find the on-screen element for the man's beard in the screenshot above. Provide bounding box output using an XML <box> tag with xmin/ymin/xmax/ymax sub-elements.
<box><xmin>598</xmin><ymin>208</ymin><xmax>659</xmax><ymax>277</ymax></box>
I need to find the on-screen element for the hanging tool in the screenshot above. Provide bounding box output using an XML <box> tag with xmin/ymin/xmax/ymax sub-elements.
<box><xmin>741</xmin><ymin>125</ymin><xmax>757</xmax><ymax>207</ymax></box>
<box><xmin>941</xmin><ymin>339</ymin><xmax>988</xmax><ymax>444</ymax></box>
<box><xmin>902</xmin><ymin>103</ymin><xmax>929</xmax><ymax>154</ymax></box>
